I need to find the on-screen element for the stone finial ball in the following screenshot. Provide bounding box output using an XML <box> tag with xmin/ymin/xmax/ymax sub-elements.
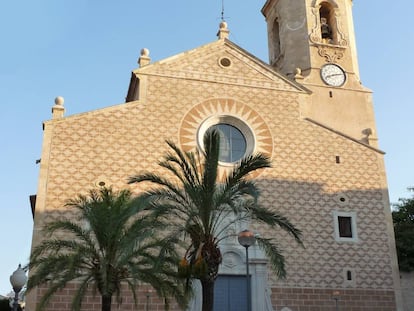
<box><xmin>220</xmin><ymin>21</ymin><xmax>228</xmax><ymax>29</ymax></box>
<box><xmin>141</xmin><ymin>48</ymin><xmax>150</xmax><ymax>57</ymax></box>
<box><xmin>55</xmin><ymin>96</ymin><xmax>64</xmax><ymax>106</ymax></box>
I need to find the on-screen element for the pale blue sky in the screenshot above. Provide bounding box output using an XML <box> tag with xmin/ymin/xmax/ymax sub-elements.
<box><xmin>0</xmin><ymin>1</ymin><xmax>412</xmax><ymax>295</ymax></box>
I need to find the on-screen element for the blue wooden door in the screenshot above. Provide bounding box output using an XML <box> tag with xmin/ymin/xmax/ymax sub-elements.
<box><xmin>214</xmin><ymin>275</ymin><xmax>248</xmax><ymax>311</ymax></box>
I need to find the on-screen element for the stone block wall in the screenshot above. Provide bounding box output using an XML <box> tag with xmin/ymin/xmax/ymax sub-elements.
<box><xmin>271</xmin><ymin>287</ymin><xmax>396</xmax><ymax>311</ymax></box>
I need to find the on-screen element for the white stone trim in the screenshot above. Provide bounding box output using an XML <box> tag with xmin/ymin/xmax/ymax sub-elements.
<box><xmin>333</xmin><ymin>210</ymin><xmax>358</xmax><ymax>242</ymax></box>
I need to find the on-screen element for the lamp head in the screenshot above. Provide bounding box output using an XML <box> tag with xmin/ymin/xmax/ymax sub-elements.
<box><xmin>10</xmin><ymin>264</ymin><xmax>27</xmax><ymax>292</ymax></box>
<box><xmin>238</xmin><ymin>229</ymin><xmax>256</xmax><ymax>248</ymax></box>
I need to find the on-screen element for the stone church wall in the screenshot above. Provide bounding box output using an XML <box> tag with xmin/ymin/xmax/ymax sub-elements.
<box><xmin>27</xmin><ymin>39</ymin><xmax>398</xmax><ymax>310</ymax></box>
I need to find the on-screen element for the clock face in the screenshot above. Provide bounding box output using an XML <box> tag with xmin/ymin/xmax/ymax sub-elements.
<box><xmin>320</xmin><ymin>64</ymin><xmax>346</xmax><ymax>87</ymax></box>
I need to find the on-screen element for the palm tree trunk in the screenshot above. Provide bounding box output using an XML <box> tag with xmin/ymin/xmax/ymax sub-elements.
<box><xmin>101</xmin><ymin>294</ymin><xmax>112</xmax><ymax>311</ymax></box>
<box><xmin>201</xmin><ymin>279</ymin><xmax>215</xmax><ymax>311</ymax></box>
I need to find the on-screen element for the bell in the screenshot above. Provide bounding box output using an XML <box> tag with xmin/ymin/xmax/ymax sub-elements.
<box><xmin>321</xmin><ymin>18</ymin><xmax>332</xmax><ymax>39</ymax></box>
<box><xmin>321</xmin><ymin>25</ymin><xmax>331</xmax><ymax>38</ymax></box>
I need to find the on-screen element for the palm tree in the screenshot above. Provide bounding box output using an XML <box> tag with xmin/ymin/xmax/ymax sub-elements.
<box><xmin>128</xmin><ymin>129</ymin><xmax>303</xmax><ymax>311</ymax></box>
<box><xmin>27</xmin><ymin>187</ymin><xmax>188</xmax><ymax>311</ymax></box>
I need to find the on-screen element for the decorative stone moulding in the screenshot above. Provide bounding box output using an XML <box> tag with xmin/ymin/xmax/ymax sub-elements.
<box><xmin>179</xmin><ymin>98</ymin><xmax>273</xmax><ymax>179</ymax></box>
<box><xmin>317</xmin><ymin>45</ymin><xmax>345</xmax><ymax>63</ymax></box>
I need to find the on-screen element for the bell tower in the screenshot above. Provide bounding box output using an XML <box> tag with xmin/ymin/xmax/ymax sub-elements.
<box><xmin>262</xmin><ymin>0</ymin><xmax>377</xmax><ymax>146</ymax></box>
<box><xmin>262</xmin><ymin>0</ymin><xmax>359</xmax><ymax>80</ymax></box>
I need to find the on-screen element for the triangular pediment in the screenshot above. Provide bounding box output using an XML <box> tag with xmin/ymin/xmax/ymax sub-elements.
<box><xmin>130</xmin><ymin>39</ymin><xmax>308</xmax><ymax>94</ymax></box>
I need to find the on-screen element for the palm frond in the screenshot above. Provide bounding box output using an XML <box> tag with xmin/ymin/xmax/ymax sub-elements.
<box><xmin>71</xmin><ymin>277</ymin><xmax>92</xmax><ymax>311</ymax></box>
<box><xmin>250</xmin><ymin>204</ymin><xmax>303</xmax><ymax>244</ymax></box>
<box><xmin>165</xmin><ymin>139</ymin><xmax>199</xmax><ymax>186</ymax></box>
<box><xmin>128</xmin><ymin>172</ymin><xmax>189</xmax><ymax>203</ymax></box>
<box><xmin>201</xmin><ymin>129</ymin><xmax>220</xmax><ymax>195</ymax></box>
<box><xmin>227</xmin><ymin>153</ymin><xmax>271</xmax><ymax>188</ymax></box>
<box><xmin>256</xmin><ymin>237</ymin><xmax>286</xmax><ymax>279</ymax></box>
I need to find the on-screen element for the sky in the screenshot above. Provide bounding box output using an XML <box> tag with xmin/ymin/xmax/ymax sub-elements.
<box><xmin>0</xmin><ymin>0</ymin><xmax>413</xmax><ymax>296</ymax></box>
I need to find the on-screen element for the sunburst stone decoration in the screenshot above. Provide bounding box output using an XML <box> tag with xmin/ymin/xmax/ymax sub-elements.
<box><xmin>179</xmin><ymin>98</ymin><xmax>273</xmax><ymax>179</ymax></box>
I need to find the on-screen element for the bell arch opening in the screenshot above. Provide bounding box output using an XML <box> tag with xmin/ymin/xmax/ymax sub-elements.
<box><xmin>319</xmin><ymin>1</ymin><xmax>338</xmax><ymax>44</ymax></box>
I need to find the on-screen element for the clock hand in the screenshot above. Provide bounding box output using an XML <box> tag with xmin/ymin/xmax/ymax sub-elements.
<box><xmin>326</xmin><ymin>73</ymin><xmax>343</xmax><ymax>78</ymax></box>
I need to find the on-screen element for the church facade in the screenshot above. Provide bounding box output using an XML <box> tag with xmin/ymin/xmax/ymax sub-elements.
<box><xmin>27</xmin><ymin>0</ymin><xmax>403</xmax><ymax>310</ymax></box>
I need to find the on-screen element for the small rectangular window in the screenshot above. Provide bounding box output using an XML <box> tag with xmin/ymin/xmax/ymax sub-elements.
<box><xmin>343</xmin><ymin>268</ymin><xmax>356</xmax><ymax>287</ymax></box>
<box><xmin>338</xmin><ymin>216</ymin><xmax>352</xmax><ymax>238</ymax></box>
<box><xmin>333</xmin><ymin>211</ymin><xmax>358</xmax><ymax>242</ymax></box>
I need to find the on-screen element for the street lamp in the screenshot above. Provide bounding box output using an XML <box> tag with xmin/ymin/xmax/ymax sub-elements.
<box><xmin>332</xmin><ymin>290</ymin><xmax>340</xmax><ymax>311</ymax></box>
<box><xmin>238</xmin><ymin>229</ymin><xmax>256</xmax><ymax>311</ymax></box>
<box><xmin>10</xmin><ymin>264</ymin><xmax>27</xmax><ymax>311</ymax></box>
<box><xmin>146</xmin><ymin>289</ymin><xmax>152</xmax><ymax>311</ymax></box>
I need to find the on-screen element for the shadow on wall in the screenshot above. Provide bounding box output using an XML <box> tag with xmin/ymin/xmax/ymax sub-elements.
<box><xmin>28</xmin><ymin>173</ymin><xmax>397</xmax><ymax>311</ymax></box>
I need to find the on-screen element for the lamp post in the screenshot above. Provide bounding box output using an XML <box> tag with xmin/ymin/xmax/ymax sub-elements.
<box><xmin>332</xmin><ymin>290</ymin><xmax>340</xmax><ymax>311</ymax></box>
<box><xmin>10</xmin><ymin>264</ymin><xmax>27</xmax><ymax>311</ymax></box>
<box><xmin>238</xmin><ymin>229</ymin><xmax>256</xmax><ymax>311</ymax></box>
<box><xmin>145</xmin><ymin>289</ymin><xmax>152</xmax><ymax>311</ymax></box>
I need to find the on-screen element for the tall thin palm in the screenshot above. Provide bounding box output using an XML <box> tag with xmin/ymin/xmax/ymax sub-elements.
<box><xmin>128</xmin><ymin>130</ymin><xmax>303</xmax><ymax>311</ymax></box>
<box><xmin>27</xmin><ymin>187</ymin><xmax>188</xmax><ymax>311</ymax></box>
